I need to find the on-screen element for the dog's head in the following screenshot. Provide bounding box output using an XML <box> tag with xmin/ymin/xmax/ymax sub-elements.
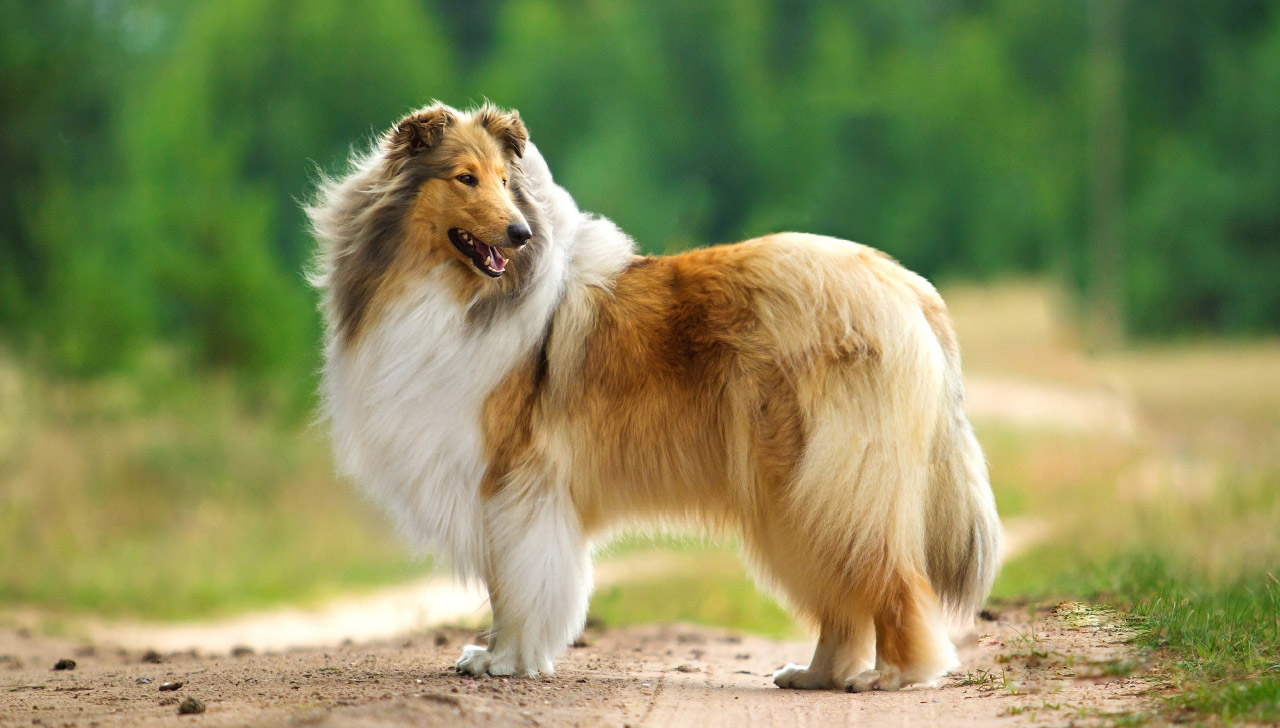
<box><xmin>388</xmin><ymin>103</ymin><xmax>533</xmax><ymax>281</ymax></box>
<box><xmin>311</xmin><ymin>102</ymin><xmax>550</xmax><ymax>341</ymax></box>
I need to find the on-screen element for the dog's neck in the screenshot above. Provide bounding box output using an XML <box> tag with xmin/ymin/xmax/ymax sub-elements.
<box><xmin>485</xmin><ymin>146</ymin><xmax>635</xmax><ymax>394</ymax></box>
<box><xmin>513</xmin><ymin>144</ymin><xmax>636</xmax><ymax>394</ymax></box>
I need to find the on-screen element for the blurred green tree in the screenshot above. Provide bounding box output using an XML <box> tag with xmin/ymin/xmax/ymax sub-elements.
<box><xmin>2</xmin><ymin>0</ymin><xmax>1278</xmax><ymax>388</ymax></box>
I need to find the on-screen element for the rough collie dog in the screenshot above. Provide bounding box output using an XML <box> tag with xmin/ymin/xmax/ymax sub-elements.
<box><xmin>307</xmin><ymin>102</ymin><xmax>1001</xmax><ymax>692</ymax></box>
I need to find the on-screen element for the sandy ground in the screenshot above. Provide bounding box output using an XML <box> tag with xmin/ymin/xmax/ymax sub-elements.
<box><xmin>0</xmin><ymin>602</ymin><xmax>1150</xmax><ymax>727</ymax></box>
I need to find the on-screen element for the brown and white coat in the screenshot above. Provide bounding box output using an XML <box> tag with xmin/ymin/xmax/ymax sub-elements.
<box><xmin>309</xmin><ymin>104</ymin><xmax>1001</xmax><ymax>690</ymax></box>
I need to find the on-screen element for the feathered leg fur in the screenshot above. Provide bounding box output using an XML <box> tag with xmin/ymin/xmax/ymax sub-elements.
<box><xmin>457</xmin><ymin>468</ymin><xmax>592</xmax><ymax>677</ymax></box>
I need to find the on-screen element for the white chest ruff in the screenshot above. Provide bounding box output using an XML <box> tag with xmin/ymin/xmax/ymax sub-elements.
<box><xmin>321</xmin><ymin>269</ymin><xmax>559</xmax><ymax>576</ymax></box>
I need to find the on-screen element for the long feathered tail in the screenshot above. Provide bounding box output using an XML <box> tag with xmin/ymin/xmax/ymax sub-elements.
<box><xmin>921</xmin><ymin>308</ymin><xmax>1002</xmax><ymax>623</ymax></box>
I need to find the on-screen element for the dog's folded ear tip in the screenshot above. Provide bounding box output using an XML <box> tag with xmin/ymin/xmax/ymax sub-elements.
<box><xmin>476</xmin><ymin>103</ymin><xmax>528</xmax><ymax>159</ymax></box>
<box><xmin>392</xmin><ymin>105</ymin><xmax>458</xmax><ymax>153</ymax></box>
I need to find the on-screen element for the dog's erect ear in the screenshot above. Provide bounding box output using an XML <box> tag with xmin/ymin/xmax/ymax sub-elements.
<box><xmin>391</xmin><ymin>105</ymin><xmax>455</xmax><ymax>155</ymax></box>
<box><xmin>477</xmin><ymin>104</ymin><xmax>527</xmax><ymax>159</ymax></box>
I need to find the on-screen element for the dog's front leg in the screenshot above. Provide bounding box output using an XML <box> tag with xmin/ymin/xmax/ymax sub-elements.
<box><xmin>456</xmin><ymin>474</ymin><xmax>591</xmax><ymax>677</ymax></box>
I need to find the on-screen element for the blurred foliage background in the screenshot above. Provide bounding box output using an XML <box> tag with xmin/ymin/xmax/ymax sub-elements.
<box><xmin>3</xmin><ymin>0</ymin><xmax>1279</xmax><ymax>392</ymax></box>
<box><xmin>3</xmin><ymin>4</ymin><xmax>1279</xmax><ymax>719</ymax></box>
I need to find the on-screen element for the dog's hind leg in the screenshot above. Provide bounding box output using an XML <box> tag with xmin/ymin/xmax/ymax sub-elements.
<box><xmin>456</xmin><ymin>470</ymin><xmax>591</xmax><ymax>678</ymax></box>
<box><xmin>774</xmin><ymin>614</ymin><xmax>874</xmax><ymax>689</ymax></box>
<box><xmin>845</xmin><ymin>570</ymin><xmax>957</xmax><ymax>692</ymax></box>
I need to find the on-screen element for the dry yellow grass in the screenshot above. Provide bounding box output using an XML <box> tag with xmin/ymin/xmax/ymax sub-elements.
<box><xmin>946</xmin><ymin>278</ymin><xmax>1280</xmax><ymax>429</ymax></box>
<box><xmin>943</xmin><ymin>280</ymin><xmax>1279</xmax><ymax>575</ymax></box>
<box><xmin>0</xmin><ymin>350</ymin><xmax>426</xmax><ymax>620</ymax></box>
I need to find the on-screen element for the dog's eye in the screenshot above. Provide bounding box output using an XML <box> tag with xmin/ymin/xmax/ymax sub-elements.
<box><xmin>456</xmin><ymin>174</ymin><xmax>478</xmax><ymax>187</ymax></box>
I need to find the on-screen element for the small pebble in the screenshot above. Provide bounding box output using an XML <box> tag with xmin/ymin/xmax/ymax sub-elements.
<box><xmin>674</xmin><ymin>664</ymin><xmax>699</xmax><ymax>673</ymax></box>
<box><xmin>52</xmin><ymin>659</ymin><xmax>76</xmax><ymax>671</ymax></box>
<box><xmin>177</xmin><ymin>696</ymin><xmax>205</xmax><ymax>715</ymax></box>
<box><xmin>136</xmin><ymin>677</ymin><xmax>154</xmax><ymax>684</ymax></box>
<box><xmin>159</xmin><ymin>681</ymin><xmax>183</xmax><ymax>692</ymax></box>
<box><xmin>141</xmin><ymin>650</ymin><xmax>163</xmax><ymax>664</ymax></box>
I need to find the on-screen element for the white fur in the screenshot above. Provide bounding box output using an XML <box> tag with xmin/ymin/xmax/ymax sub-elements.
<box><xmin>458</xmin><ymin>469</ymin><xmax>593</xmax><ymax>676</ymax></box>
<box><xmin>321</xmin><ymin>144</ymin><xmax>628</xmax><ymax>674</ymax></box>
<box><xmin>321</xmin><ymin>145</ymin><xmax>590</xmax><ymax>575</ymax></box>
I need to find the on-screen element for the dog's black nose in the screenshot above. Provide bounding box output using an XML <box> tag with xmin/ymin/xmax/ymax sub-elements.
<box><xmin>507</xmin><ymin>222</ymin><xmax>532</xmax><ymax>246</ymax></box>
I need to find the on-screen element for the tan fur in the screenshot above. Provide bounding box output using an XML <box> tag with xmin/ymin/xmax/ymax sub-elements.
<box><xmin>475</xmin><ymin>236</ymin><xmax>971</xmax><ymax>686</ymax></box>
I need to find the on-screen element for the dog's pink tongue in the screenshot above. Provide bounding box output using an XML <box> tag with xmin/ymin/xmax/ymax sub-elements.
<box><xmin>488</xmin><ymin>245</ymin><xmax>507</xmax><ymax>272</ymax></box>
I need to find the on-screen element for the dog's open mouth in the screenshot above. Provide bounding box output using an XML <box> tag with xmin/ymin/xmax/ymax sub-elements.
<box><xmin>448</xmin><ymin>228</ymin><xmax>507</xmax><ymax>277</ymax></box>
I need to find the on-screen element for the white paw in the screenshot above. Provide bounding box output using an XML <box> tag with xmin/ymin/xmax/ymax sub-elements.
<box><xmin>455</xmin><ymin>644</ymin><xmax>493</xmax><ymax>676</ymax></box>
<box><xmin>845</xmin><ymin>667</ymin><xmax>903</xmax><ymax>693</ymax></box>
<box><xmin>773</xmin><ymin>663</ymin><xmax>834</xmax><ymax>690</ymax></box>
<box><xmin>532</xmin><ymin>654</ymin><xmax>555</xmax><ymax>677</ymax></box>
<box><xmin>486</xmin><ymin>650</ymin><xmax>520</xmax><ymax>677</ymax></box>
<box><xmin>455</xmin><ymin>644</ymin><xmax>552</xmax><ymax>678</ymax></box>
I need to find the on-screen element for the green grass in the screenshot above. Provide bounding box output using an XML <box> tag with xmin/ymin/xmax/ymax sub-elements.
<box><xmin>1131</xmin><ymin>566</ymin><xmax>1280</xmax><ymax>723</ymax></box>
<box><xmin>992</xmin><ymin>457</ymin><xmax>1280</xmax><ymax>726</ymax></box>
<box><xmin>999</xmin><ymin>553</ymin><xmax>1280</xmax><ymax>724</ymax></box>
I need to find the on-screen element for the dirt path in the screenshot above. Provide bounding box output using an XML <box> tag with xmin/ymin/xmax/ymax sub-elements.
<box><xmin>0</xmin><ymin>603</ymin><xmax>1150</xmax><ymax>727</ymax></box>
